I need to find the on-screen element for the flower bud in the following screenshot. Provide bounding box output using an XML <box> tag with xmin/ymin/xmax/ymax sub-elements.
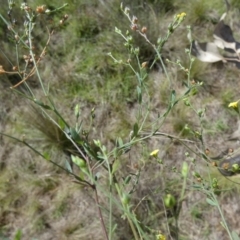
<box><xmin>121</xmin><ymin>193</ymin><xmax>130</xmax><ymax>205</ymax></box>
<box><xmin>141</xmin><ymin>61</ymin><xmax>148</xmax><ymax>68</ymax></box>
<box><xmin>132</xmin><ymin>16</ymin><xmax>138</xmax><ymax>24</ymax></box>
<box><xmin>141</xmin><ymin>26</ymin><xmax>147</xmax><ymax>33</ymax></box>
<box><xmin>131</xmin><ymin>24</ymin><xmax>138</xmax><ymax>31</ymax></box>
<box><xmin>36</xmin><ymin>5</ymin><xmax>46</xmax><ymax>14</ymax></box>
<box><xmin>164</xmin><ymin>194</ymin><xmax>176</xmax><ymax>208</ymax></box>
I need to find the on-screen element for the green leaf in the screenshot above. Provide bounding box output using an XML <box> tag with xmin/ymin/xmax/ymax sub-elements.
<box><xmin>43</xmin><ymin>152</ymin><xmax>50</xmax><ymax>160</ymax></box>
<box><xmin>111</xmin><ymin>223</ymin><xmax>118</xmax><ymax>234</ymax></box>
<box><xmin>70</xmin><ymin>128</ymin><xmax>82</xmax><ymax>142</ymax></box>
<box><xmin>93</xmin><ymin>139</ymin><xmax>101</xmax><ymax>147</ymax></box>
<box><xmin>65</xmin><ymin>159</ymin><xmax>73</xmax><ymax>173</ymax></box>
<box><xmin>171</xmin><ymin>90</ymin><xmax>176</xmax><ymax>106</ymax></box>
<box><xmin>71</xmin><ymin>155</ymin><xmax>86</xmax><ymax>168</ymax></box>
<box><xmin>58</xmin><ymin>118</ymin><xmax>67</xmax><ymax>130</ymax></box>
<box><xmin>206</xmin><ymin>198</ymin><xmax>217</xmax><ymax>206</ymax></box>
<box><xmin>163</xmin><ymin>90</ymin><xmax>177</xmax><ymax>117</ymax></box>
<box><xmin>184</xmin><ymin>87</ymin><xmax>191</xmax><ymax>96</ymax></box>
<box><xmin>34</xmin><ymin>99</ymin><xmax>52</xmax><ymax>110</ymax></box>
<box><xmin>115</xmin><ymin>27</ymin><xmax>121</xmax><ymax>34</ymax></box>
<box><xmin>137</xmin><ymin>86</ymin><xmax>142</xmax><ymax>103</ymax></box>
<box><xmin>71</xmin><ymin>155</ymin><xmax>89</xmax><ymax>175</ymax></box>
<box><xmin>112</xmin><ymin>159</ymin><xmax>120</xmax><ymax>174</ymax></box>
<box><xmin>117</xmin><ymin>137</ymin><xmax>123</xmax><ymax>147</ymax></box>
<box><xmin>192</xmin><ymin>184</ymin><xmax>202</xmax><ymax>189</ymax></box>
<box><xmin>232</xmin><ymin>231</ymin><xmax>240</xmax><ymax>240</ymax></box>
<box><xmin>102</xmin><ymin>145</ymin><xmax>106</xmax><ymax>153</ymax></box>
<box><xmin>133</xmin><ymin>123</ymin><xmax>139</xmax><ymax>137</ymax></box>
<box><xmin>124</xmin><ymin>175</ymin><xmax>131</xmax><ymax>185</ymax></box>
<box><xmin>74</xmin><ymin>104</ymin><xmax>80</xmax><ymax>118</ymax></box>
<box><xmin>14</xmin><ymin>229</ymin><xmax>22</xmax><ymax>240</ymax></box>
<box><xmin>191</xmin><ymin>87</ymin><xmax>198</xmax><ymax>96</ymax></box>
<box><xmin>136</xmin><ymin>72</ymin><xmax>142</xmax><ymax>85</ymax></box>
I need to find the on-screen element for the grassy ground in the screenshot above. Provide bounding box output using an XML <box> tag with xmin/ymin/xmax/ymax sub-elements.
<box><xmin>1</xmin><ymin>0</ymin><xmax>240</xmax><ymax>239</ymax></box>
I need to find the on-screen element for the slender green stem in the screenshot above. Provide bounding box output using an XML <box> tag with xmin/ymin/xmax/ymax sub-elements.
<box><xmin>154</xmin><ymin>47</ymin><xmax>171</xmax><ymax>86</ymax></box>
<box><xmin>93</xmin><ymin>186</ymin><xmax>109</xmax><ymax>240</ymax></box>
<box><xmin>115</xmin><ymin>183</ymin><xmax>139</xmax><ymax>240</ymax></box>
<box><xmin>104</xmin><ymin>155</ymin><xmax>113</xmax><ymax>240</ymax></box>
<box><xmin>46</xmin><ymin>3</ymin><xmax>68</xmax><ymax>14</ymax></box>
<box><xmin>211</xmin><ymin>192</ymin><xmax>233</xmax><ymax>240</ymax></box>
<box><xmin>27</xmin><ymin>20</ymin><xmax>47</xmax><ymax>95</ymax></box>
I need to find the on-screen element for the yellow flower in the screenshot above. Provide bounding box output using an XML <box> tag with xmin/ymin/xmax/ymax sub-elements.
<box><xmin>156</xmin><ymin>233</ymin><xmax>166</xmax><ymax>240</ymax></box>
<box><xmin>150</xmin><ymin>149</ymin><xmax>159</xmax><ymax>157</ymax></box>
<box><xmin>180</xmin><ymin>12</ymin><xmax>186</xmax><ymax>18</ymax></box>
<box><xmin>177</xmin><ymin>12</ymin><xmax>186</xmax><ymax>19</ymax></box>
<box><xmin>228</xmin><ymin>101</ymin><xmax>239</xmax><ymax>108</ymax></box>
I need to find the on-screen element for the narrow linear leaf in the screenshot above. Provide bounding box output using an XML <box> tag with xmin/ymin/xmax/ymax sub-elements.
<box><xmin>171</xmin><ymin>90</ymin><xmax>176</xmax><ymax>104</ymax></box>
<box><xmin>117</xmin><ymin>137</ymin><xmax>123</xmax><ymax>147</ymax></box>
<box><xmin>65</xmin><ymin>159</ymin><xmax>73</xmax><ymax>173</ymax></box>
<box><xmin>136</xmin><ymin>72</ymin><xmax>142</xmax><ymax>85</ymax></box>
<box><xmin>74</xmin><ymin>104</ymin><xmax>80</xmax><ymax>118</ymax></box>
<box><xmin>137</xmin><ymin>86</ymin><xmax>142</xmax><ymax>103</ymax></box>
<box><xmin>192</xmin><ymin>184</ymin><xmax>202</xmax><ymax>189</ymax></box>
<box><xmin>34</xmin><ymin>99</ymin><xmax>52</xmax><ymax>110</ymax></box>
<box><xmin>111</xmin><ymin>223</ymin><xmax>118</xmax><ymax>234</ymax></box>
<box><xmin>133</xmin><ymin>123</ymin><xmax>139</xmax><ymax>137</ymax></box>
<box><xmin>124</xmin><ymin>175</ymin><xmax>131</xmax><ymax>185</ymax></box>
<box><xmin>184</xmin><ymin>88</ymin><xmax>191</xmax><ymax>96</ymax></box>
<box><xmin>206</xmin><ymin>197</ymin><xmax>217</xmax><ymax>206</ymax></box>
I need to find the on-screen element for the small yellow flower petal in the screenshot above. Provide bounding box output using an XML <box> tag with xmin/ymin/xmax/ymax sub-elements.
<box><xmin>150</xmin><ymin>149</ymin><xmax>159</xmax><ymax>157</ymax></box>
<box><xmin>156</xmin><ymin>233</ymin><xmax>166</xmax><ymax>240</ymax></box>
<box><xmin>228</xmin><ymin>101</ymin><xmax>239</xmax><ymax>108</ymax></box>
<box><xmin>177</xmin><ymin>12</ymin><xmax>186</xmax><ymax>19</ymax></box>
<box><xmin>180</xmin><ymin>12</ymin><xmax>186</xmax><ymax>18</ymax></box>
